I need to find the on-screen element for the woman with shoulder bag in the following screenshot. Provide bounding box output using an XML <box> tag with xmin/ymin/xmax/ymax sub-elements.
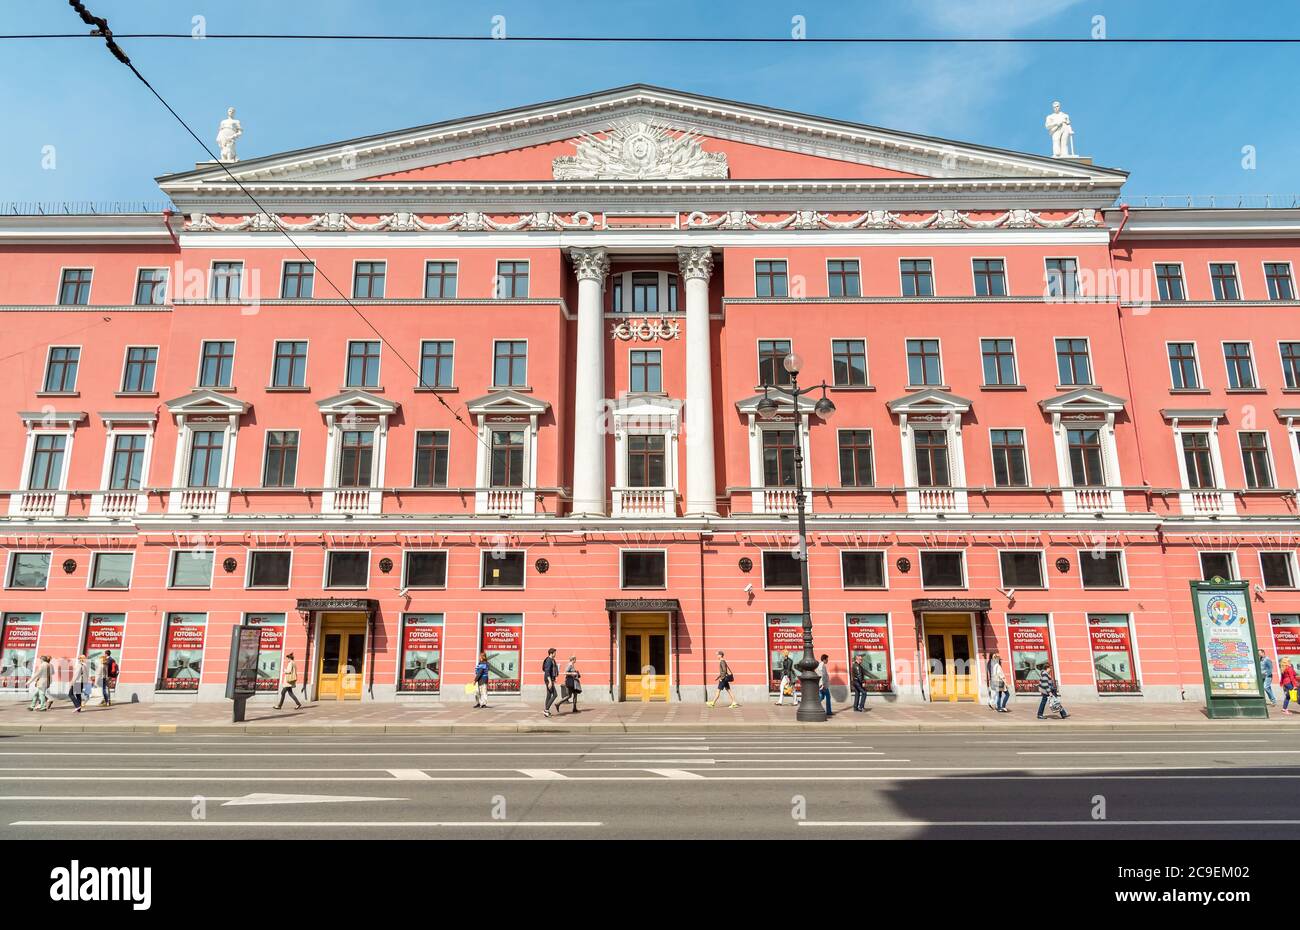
<box><xmin>1281</xmin><ymin>658</ymin><xmax>1298</xmax><ymax>715</ymax></box>
<box><xmin>989</xmin><ymin>653</ymin><xmax>1010</xmax><ymax>713</ymax></box>
<box><xmin>555</xmin><ymin>655</ymin><xmax>582</xmax><ymax>713</ymax></box>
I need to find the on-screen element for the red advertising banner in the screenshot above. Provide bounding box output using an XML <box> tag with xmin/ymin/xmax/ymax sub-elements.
<box><xmin>1272</xmin><ymin>615</ymin><xmax>1300</xmax><ymax>669</ymax></box>
<box><xmin>159</xmin><ymin>613</ymin><xmax>207</xmax><ymax>691</ymax></box>
<box><xmin>846</xmin><ymin>614</ymin><xmax>892</xmax><ymax>692</ymax></box>
<box><xmin>766</xmin><ymin>614</ymin><xmax>804</xmax><ymax>692</ymax></box>
<box><xmin>399</xmin><ymin>614</ymin><xmax>443</xmax><ymax>693</ymax></box>
<box><xmin>1088</xmin><ymin>614</ymin><xmax>1140</xmax><ymax>693</ymax></box>
<box><xmin>1007</xmin><ymin>615</ymin><xmax>1054</xmax><ymax>693</ymax></box>
<box><xmin>0</xmin><ymin>614</ymin><xmax>40</xmax><ymax>689</ymax></box>
<box><xmin>245</xmin><ymin>614</ymin><xmax>285</xmax><ymax>692</ymax></box>
<box><xmin>480</xmin><ymin>614</ymin><xmax>523</xmax><ymax>693</ymax></box>
<box><xmin>84</xmin><ymin>614</ymin><xmax>126</xmax><ymax>689</ymax></box>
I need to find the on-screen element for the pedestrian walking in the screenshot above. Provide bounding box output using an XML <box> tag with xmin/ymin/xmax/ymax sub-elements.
<box><xmin>1037</xmin><ymin>663</ymin><xmax>1068</xmax><ymax>719</ymax></box>
<box><xmin>96</xmin><ymin>650</ymin><xmax>117</xmax><ymax>706</ymax></box>
<box><xmin>68</xmin><ymin>655</ymin><xmax>88</xmax><ymax>713</ymax></box>
<box><xmin>990</xmin><ymin>652</ymin><xmax>1010</xmax><ymax>713</ymax></box>
<box><xmin>1281</xmin><ymin>658</ymin><xmax>1298</xmax><ymax>715</ymax></box>
<box><xmin>473</xmin><ymin>651</ymin><xmax>490</xmax><ymax>708</ymax></box>
<box><xmin>817</xmin><ymin>654</ymin><xmax>833</xmax><ymax>716</ymax></box>
<box><xmin>1259</xmin><ymin>649</ymin><xmax>1277</xmax><ymax>706</ymax></box>
<box><xmin>275</xmin><ymin>652</ymin><xmax>303</xmax><ymax>710</ymax></box>
<box><xmin>775</xmin><ymin>651</ymin><xmax>796</xmax><ymax>705</ymax></box>
<box><xmin>850</xmin><ymin>653</ymin><xmax>867</xmax><ymax>712</ymax></box>
<box><xmin>706</xmin><ymin>650</ymin><xmax>738</xmax><ymax>708</ymax></box>
<box><xmin>555</xmin><ymin>655</ymin><xmax>582</xmax><ymax>713</ymax></box>
<box><xmin>27</xmin><ymin>654</ymin><xmax>51</xmax><ymax>711</ymax></box>
<box><xmin>542</xmin><ymin>647</ymin><xmax>560</xmax><ymax>717</ymax></box>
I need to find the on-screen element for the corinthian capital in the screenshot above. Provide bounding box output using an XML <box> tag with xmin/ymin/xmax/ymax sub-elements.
<box><xmin>676</xmin><ymin>246</ymin><xmax>714</xmax><ymax>281</ymax></box>
<box><xmin>569</xmin><ymin>246</ymin><xmax>610</xmax><ymax>282</ymax></box>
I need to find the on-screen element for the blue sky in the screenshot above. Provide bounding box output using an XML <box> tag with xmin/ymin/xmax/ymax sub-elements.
<box><xmin>1</xmin><ymin>0</ymin><xmax>1297</xmax><ymax>204</ymax></box>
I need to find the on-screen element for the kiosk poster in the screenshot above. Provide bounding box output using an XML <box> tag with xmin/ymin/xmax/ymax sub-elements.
<box><xmin>159</xmin><ymin>613</ymin><xmax>207</xmax><ymax>691</ymax></box>
<box><xmin>1194</xmin><ymin>586</ymin><xmax>1261</xmax><ymax>697</ymax></box>
<box><xmin>765</xmin><ymin>614</ymin><xmax>804</xmax><ymax>692</ymax></box>
<box><xmin>1087</xmin><ymin>614</ymin><xmax>1140</xmax><ymax>693</ymax></box>
<box><xmin>400</xmin><ymin>614</ymin><xmax>443</xmax><ymax>693</ymax></box>
<box><xmin>0</xmin><ymin>614</ymin><xmax>40</xmax><ymax>689</ymax></box>
<box><xmin>1272</xmin><ymin>615</ymin><xmax>1300</xmax><ymax>670</ymax></box>
<box><xmin>245</xmin><ymin>614</ymin><xmax>285</xmax><ymax>692</ymax></box>
<box><xmin>481</xmin><ymin>614</ymin><xmax>522</xmax><ymax>693</ymax></box>
<box><xmin>232</xmin><ymin>626</ymin><xmax>263</xmax><ymax>694</ymax></box>
<box><xmin>846</xmin><ymin>614</ymin><xmax>892</xmax><ymax>691</ymax></box>
<box><xmin>1008</xmin><ymin>614</ymin><xmax>1054</xmax><ymax>693</ymax></box>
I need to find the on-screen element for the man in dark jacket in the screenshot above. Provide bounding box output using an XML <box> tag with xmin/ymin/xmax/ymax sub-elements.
<box><xmin>542</xmin><ymin>647</ymin><xmax>559</xmax><ymax>717</ymax></box>
<box><xmin>850</xmin><ymin>654</ymin><xmax>867</xmax><ymax>712</ymax></box>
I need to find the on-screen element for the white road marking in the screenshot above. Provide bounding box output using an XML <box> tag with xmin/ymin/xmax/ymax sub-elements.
<box><xmin>518</xmin><ymin>769</ymin><xmax>567</xmax><ymax>779</ymax></box>
<box><xmin>221</xmin><ymin>793</ymin><xmax>403</xmax><ymax>806</ymax></box>
<box><xmin>645</xmin><ymin>769</ymin><xmax>705</xmax><ymax>779</ymax></box>
<box><xmin>386</xmin><ymin>769</ymin><xmax>433</xmax><ymax>780</ymax></box>
<box><xmin>11</xmin><ymin>820</ymin><xmax>604</xmax><ymax>828</ymax></box>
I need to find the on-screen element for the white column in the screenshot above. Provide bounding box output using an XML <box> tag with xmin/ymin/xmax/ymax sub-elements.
<box><xmin>678</xmin><ymin>246</ymin><xmax>717</xmax><ymax>516</ymax></box>
<box><xmin>570</xmin><ymin>247</ymin><xmax>610</xmax><ymax>516</ymax></box>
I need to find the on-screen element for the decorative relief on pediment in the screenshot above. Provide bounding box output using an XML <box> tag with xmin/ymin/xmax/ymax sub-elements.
<box><xmin>552</xmin><ymin>120</ymin><xmax>728</xmax><ymax>180</ymax></box>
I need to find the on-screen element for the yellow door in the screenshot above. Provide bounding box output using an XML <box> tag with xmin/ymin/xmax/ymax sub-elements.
<box><xmin>924</xmin><ymin>614</ymin><xmax>977</xmax><ymax>702</ymax></box>
<box><xmin>316</xmin><ymin>613</ymin><xmax>366</xmax><ymax>701</ymax></box>
<box><xmin>621</xmin><ymin>613</ymin><xmax>670</xmax><ymax>702</ymax></box>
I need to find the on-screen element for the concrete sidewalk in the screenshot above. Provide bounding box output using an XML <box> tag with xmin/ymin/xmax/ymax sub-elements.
<box><xmin>1</xmin><ymin>694</ymin><xmax>1290</xmax><ymax>734</ymax></box>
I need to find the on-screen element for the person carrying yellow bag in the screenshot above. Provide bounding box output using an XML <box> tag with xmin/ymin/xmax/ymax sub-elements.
<box><xmin>1281</xmin><ymin>658</ymin><xmax>1298</xmax><ymax>715</ymax></box>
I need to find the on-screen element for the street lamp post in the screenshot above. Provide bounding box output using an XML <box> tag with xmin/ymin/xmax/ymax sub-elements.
<box><xmin>756</xmin><ymin>351</ymin><xmax>835</xmax><ymax>723</ymax></box>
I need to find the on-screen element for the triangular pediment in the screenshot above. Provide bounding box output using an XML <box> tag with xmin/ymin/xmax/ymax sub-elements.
<box><xmin>735</xmin><ymin>392</ymin><xmax>818</xmax><ymax>414</ymax></box>
<box><xmin>887</xmin><ymin>389</ymin><xmax>973</xmax><ymax>413</ymax></box>
<box><xmin>165</xmin><ymin>390</ymin><xmax>250</xmax><ymax>414</ymax></box>
<box><xmin>316</xmin><ymin>390</ymin><xmax>398</xmax><ymax>414</ymax></box>
<box><xmin>466</xmin><ymin>390</ymin><xmax>550</xmax><ymax>416</ymax></box>
<box><xmin>1039</xmin><ymin>388</ymin><xmax>1127</xmax><ymax>413</ymax></box>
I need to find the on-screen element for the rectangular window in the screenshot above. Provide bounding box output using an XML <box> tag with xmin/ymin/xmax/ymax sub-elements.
<box><xmin>831</xmin><ymin>339</ymin><xmax>868</xmax><ymax>386</ymax></box>
<box><xmin>424</xmin><ymin>261</ymin><xmax>458</xmax><ymax>299</ymax></box>
<box><xmin>169</xmin><ymin>550</ymin><xmax>214</xmax><ymax>588</ymax></box>
<box><xmin>1181</xmin><ymin>432</ymin><xmax>1216</xmax><ymax>489</ymax></box>
<box><xmin>630</xmin><ymin>272</ymin><xmax>659</xmax><ymax>313</ymax></box>
<box><xmin>479</xmin><ymin>614</ymin><xmax>523</xmax><ymax>692</ymax></box>
<box><xmin>762</xmin><ymin>551</ymin><xmax>803</xmax><ymax>589</ymax></box>
<box><xmin>1281</xmin><ymin>342</ymin><xmax>1300</xmax><ymax>389</ymax></box>
<box><xmin>27</xmin><ymin>435</ymin><xmax>66</xmax><ymax>490</ymax></box>
<box><xmin>495</xmin><ymin>261</ymin><xmax>529</xmax><ymax>299</ymax></box>
<box><xmin>489</xmin><ymin>430</ymin><xmax>524</xmax><ymax>487</ymax></box>
<box><xmin>906</xmin><ymin>338</ymin><xmax>942</xmax><ymax>386</ymax></box>
<box><xmin>1045</xmin><ymin>258</ymin><xmax>1079</xmax><ymax>298</ymax></box>
<box><xmin>1055</xmin><ymin>337</ymin><xmax>1092</xmax><ymax>385</ymax></box>
<box><xmin>841</xmin><ymin>551</ymin><xmax>885</xmax><ymax>589</ymax></box>
<box><xmin>262</xmin><ymin>431</ymin><xmax>299</xmax><ymax>488</ymax></box>
<box><xmin>271</xmin><ymin>340</ymin><xmax>307</xmax><ymax>388</ymax></box>
<box><xmin>827</xmin><ymin>259</ymin><xmax>861</xmax><ymax>298</ymax></box>
<box><xmin>1210</xmin><ymin>263</ymin><xmax>1240</xmax><ymax>301</ymax></box>
<box><xmin>973</xmin><ymin>259</ymin><xmax>1007</xmax><ymax>297</ymax></box>
<box><xmin>121</xmin><ymin>346</ymin><xmax>158</xmax><ymax>393</ymax></box>
<box><xmin>629</xmin><ymin>349</ymin><xmax>662</xmax><ymax>393</ymax></box>
<box><xmin>0</xmin><ymin>614</ymin><xmax>42</xmax><ymax>688</ymax></box>
<box><xmin>627</xmin><ymin>433</ymin><xmax>666</xmax><ymax>487</ymax></box>
<box><xmin>1240</xmin><ymin>432</ymin><xmax>1273</xmax><ymax>489</ymax></box>
<box><xmin>90</xmin><ymin>552</ymin><xmax>134</xmax><ymax>590</ymax></box>
<box><xmin>280</xmin><ymin>262</ymin><xmax>314</xmax><ymax>299</ymax></box>
<box><xmin>325</xmin><ymin>551</ymin><xmax>370</xmax><ymax>588</ymax></box>
<box><xmin>981</xmin><ymin>338</ymin><xmax>1017</xmax><ymax>386</ymax></box>
<box><xmin>1261</xmin><ymin>552</ymin><xmax>1297</xmax><ymax>589</ymax></box>
<box><xmin>158</xmin><ymin>613</ymin><xmax>207</xmax><ymax>691</ymax></box>
<box><xmin>762</xmin><ymin>429</ymin><xmax>798</xmax><ymax>487</ymax></box>
<box><xmin>247</xmin><ymin>550</ymin><xmax>291</xmax><ymax>588</ymax></box>
<box><xmin>900</xmin><ymin>259</ymin><xmax>934</xmax><ymax>297</ymax></box>
<box><xmin>755</xmin><ymin>260</ymin><xmax>788</xmax><ymax>298</ymax></box>
<box><xmin>413</xmin><ymin>431</ymin><xmax>449</xmax><ymax>488</ymax></box>
<box><xmin>837</xmin><ymin>429</ymin><xmax>874</xmax><ymax>487</ymax></box>
<box><xmin>621</xmin><ymin>550</ymin><xmax>667</xmax><ymax>589</ymax></box>
<box><xmin>1067</xmin><ymin>428</ymin><xmax>1105</xmax><ymax>487</ymax></box>
<box><xmin>1155</xmin><ymin>264</ymin><xmax>1185</xmax><ymax>301</ymax></box>
<box><xmin>6</xmin><ymin>552</ymin><xmax>50</xmax><ymax>589</ymax></box>
<box><xmin>198</xmin><ymin>340</ymin><xmax>235</xmax><ymax>388</ymax></box>
<box><xmin>1167</xmin><ymin>343</ymin><xmax>1200</xmax><ymax>389</ymax></box>
<box><xmin>913</xmin><ymin>429</ymin><xmax>950</xmax><ymax>487</ymax></box>
<box><xmin>43</xmin><ymin>347</ymin><xmax>80</xmax><ymax>393</ymax></box>
<box><xmin>667</xmin><ymin>274</ymin><xmax>679</xmax><ymax>312</ymax></box>
<box><xmin>920</xmin><ymin>551</ymin><xmax>965</xmax><ymax>588</ymax></box>
<box><xmin>398</xmin><ymin>614</ymin><xmax>443</xmax><ymax>694</ymax></box>
<box><xmin>134</xmin><ymin>268</ymin><xmax>169</xmax><ymax>305</ymax></box>
<box><xmin>999</xmin><ymin>551</ymin><xmax>1045</xmax><ymax>588</ymax></box>
<box><xmin>493</xmin><ymin>340</ymin><xmax>527</xmax><ymax>387</ymax></box>
<box><xmin>1224</xmin><ymin>342</ymin><xmax>1257</xmax><ymax>389</ymax></box>
<box><xmin>1088</xmin><ymin>614</ymin><xmax>1141</xmax><ymax>693</ymax></box>
<box><xmin>58</xmin><ymin>268</ymin><xmax>92</xmax><ymax>305</ymax></box>
<box><xmin>990</xmin><ymin>429</ymin><xmax>1028</xmax><ymax>487</ymax></box>
<box><xmin>187</xmin><ymin>430</ymin><xmax>225</xmax><ymax>487</ymax></box>
<box><xmin>1080</xmin><ymin>551</ymin><xmax>1125</xmax><ymax>588</ymax></box>
<box><xmin>404</xmin><ymin>550</ymin><xmax>448</xmax><ymax>588</ymax></box>
<box><xmin>346</xmin><ymin>340</ymin><xmax>381</xmax><ymax>388</ymax></box>
<box><xmin>352</xmin><ymin>261</ymin><xmax>386</xmax><ymax>299</ymax></box>
<box><xmin>338</xmin><ymin>431</ymin><xmax>374</xmax><ymax>488</ymax></box>
<box><xmin>758</xmin><ymin>339</ymin><xmax>793</xmax><ymax>387</ymax></box>
<box><xmin>108</xmin><ymin>434</ymin><xmax>146</xmax><ymax>490</ymax></box>
<box><xmin>1007</xmin><ymin>615</ymin><xmax>1055</xmax><ymax>693</ymax></box>
<box><xmin>1265</xmin><ymin>262</ymin><xmax>1295</xmax><ymax>301</ymax></box>
<box><xmin>210</xmin><ymin>261</ymin><xmax>242</xmax><ymax>300</ymax></box>
<box><xmin>1199</xmin><ymin>552</ymin><xmax>1236</xmax><ymax>581</ymax></box>
<box><xmin>419</xmin><ymin>340</ymin><xmax>454</xmax><ymax>388</ymax></box>
<box><xmin>481</xmin><ymin>550</ymin><xmax>525</xmax><ymax>588</ymax></box>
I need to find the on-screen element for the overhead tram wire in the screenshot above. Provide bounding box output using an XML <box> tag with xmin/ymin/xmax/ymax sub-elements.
<box><xmin>9</xmin><ymin>32</ymin><xmax>1300</xmax><ymax>44</ymax></box>
<box><xmin>66</xmin><ymin>1</ymin><xmax>515</xmax><ymax>486</ymax></box>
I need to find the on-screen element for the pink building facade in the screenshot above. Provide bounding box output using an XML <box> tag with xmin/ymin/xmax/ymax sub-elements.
<box><xmin>2</xmin><ymin>86</ymin><xmax>1298</xmax><ymax>705</ymax></box>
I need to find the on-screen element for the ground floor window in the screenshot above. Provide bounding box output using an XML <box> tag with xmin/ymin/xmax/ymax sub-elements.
<box><xmin>1006</xmin><ymin>614</ymin><xmax>1054</xmax><ymax>693</ymax></box>
<box><xmin>399</xmin><ymin>614</ymin><xmax>444</xmax><ymax>693</ymax></box>
<box><xmin>1271</xmin><ymin>614</ymin><xmax>1300</xmax><ymax>671</ymax></box>
<box><xmin>83</xmin><ymin>614</ymin><xmax>126</xmax><ymax>690</ymax></box>
<box><xmin>765</xmin><ymin>614</ymin><xmax>804</xmax><ymax>693</ymax></box>
<box><xmin>245</xmin><ymin>613</ymin><xmax>285</xmax><ymax>692</ymax></box>
<box><xmin>846</xmin><ymin>614</ymin><xmax>892</xmax><ymax>692</ymax></box>
<box><xmin>158</xmin><ymin>613</ymin><xmax>207</xmax><ymax>691</ymax></box>
<box><xmin>0</xmin><ymin>613</ymin><xmax>40</xmax><ymax>688</ymax></box>
<box><xmin>480</xmin><ymin>614</ymin><xmax>523</xmax><ymax>693</ymax></box>
<box><xmin>1087</xmin><ymin>614</ymin><xmax>1140</xmax><ymax>693</ymax></box>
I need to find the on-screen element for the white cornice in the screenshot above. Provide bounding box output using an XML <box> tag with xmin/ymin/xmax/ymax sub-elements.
<box><xmin>1108</xmin><ymin>207</ymin><xmax>1300</xmax><ymax>239</ymax></box>
<box><xmin>0</xmin><ymin>213</ymin><xmax>179</xmax><ymax>245</ymax></box>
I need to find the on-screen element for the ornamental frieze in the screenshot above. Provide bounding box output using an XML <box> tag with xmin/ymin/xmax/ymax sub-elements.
<box><xmin>610</xmin><ymin>318</ymin><xmax>681</xmax><ymax>341</ymax></box>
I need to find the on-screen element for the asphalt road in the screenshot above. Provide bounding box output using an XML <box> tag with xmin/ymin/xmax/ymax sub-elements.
<box><xmin>1</xmin><ymin>728</ymin><xmax>1299</xmax><ymax>839</ymax></box>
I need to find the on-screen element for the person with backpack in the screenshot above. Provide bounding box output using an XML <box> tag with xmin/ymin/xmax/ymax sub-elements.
<box><xmin>68</xmin><ymin>655</ymin><xmax>89</xmax><ymax>713</ymax></box>
<box><xmin>775</xmin><ymin>651</ymin><xmax>796</xmax><ymax>706</ymax></box>
<box><xmin>990</xmin><ymin>653</ymin><xmax>1010</xmax><ymax>713</ymax></box>
<box><xmin>1037</xmin><ymin>663</ymin><xmax>1068</xmax><ymax>719</ymax></box>
<box><xmin>542</xmin><ymin>647</ymin><xmax>560</xmax><ymax>717</ymax></box>
<box><xmin>27</xmin><ymin>655</ymin><xmax>51</xmax><ymax>711</ymax></box>
<box><xmin>97</xmin><ymin>651</ymin><xmax>118</xmax><ymax>706</ymax></box>
<box><xmin>707</xmin><ymin>651</ymin><xmax>738</xmax><ymax>708</ymax></box>
<box><xmin>850</xmin><ymin>653</ymin><xmax>867</xmax><ymax>712</ymax></box>
<box><xmin>275</xmin><ymin>652</ymin><xmax>302</xmax><ymax>710</ymax></box>
<box><xmin>473</xmin><ymin>652</ymin><xmax>490</xmax><ymax>708</ymax></box>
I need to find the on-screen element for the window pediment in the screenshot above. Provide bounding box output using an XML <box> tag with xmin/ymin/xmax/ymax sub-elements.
<box><xmin>886</xmin><ymin>389</ymin><xmax>972</xmax><ymax>414</ymax></box>
<box><xmin>1038</xmin><ymin>387</ymin><xmax>1126</xmax><ymax>414</ymax></box>
<box><xmin>316</xmin><ymin>389</ymin><xmax>398</xmax><ymax>415</ymax></box>
<box><xmin>466</xmin><ymin>390</ymin><xmax>550</xmax><ymax>418</ymax></box>
<box><xmin>165</xmin><ymin>390</ymin><xmax>250</xmax><ymax>416</ymax></box>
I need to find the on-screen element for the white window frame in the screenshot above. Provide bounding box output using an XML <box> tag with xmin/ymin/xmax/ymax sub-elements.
<box><xmin>1152</xmin><ymin>260</ymin><xmax>1187</xmax><ymax>301</ymax></box>
<box><xmin>132</xmin><ymin>266</ymin><xmax>170</xmax><ymax>305</ymax></box>
<box><xmin>195</xmin><ymin>338</ymin><xmax>237</xmax><ymax>389</ymax></box>
<box><xmin>987</xmin><ymin>425</ymin><xmax>1031</xmax><ymax>487</ymax></box>
<box><xmin>168</xmin><ymin>548</ymin><xmax>215</xmax><ymax>590</ymax></box>
<box><xmin>93</xmin><ymin>413</ymin><xmax>156</xmax><ymax>517</ymax></box>
<box><xmin>1164</xmin><ymin>339</ymin><xmax>1203</xmax><ymax>390</ymax></box>
<box><xmin>118</xmin><ymin>344</ymin><xmax>161</xmax><ymax>394</ymax></box>
<box><xmin>970</xmin><ymin>256</ymin><xmax>1010</xmax><ymax>298</ymax></box>
<box><xmin>344</xmin><ymin>339</ymin><xmax>383</xmax><ymax>390</ymax></box>
<box><xmin>904</xmin><ymin>336</ymin><xmax>944</xmax><ymax>387</ymax></box>
<box><xmin>350</xmin><ymin>258</ymin><xmax>388</xmax><ymax>299</ymax></box>
<box><xmin>835</xmin><ymin>427</ymin><xmax>876</xmax><ymax>488</ymax></box>
<box><xmin>423</xmin><ymin>258</ymin><xmax>460</xmax><ymax>299</ymax></box>
<box><xmin>494</xmin><ymin>258</ymin><xmax>531</xmax><ymax>300</ymax></box>
<box><xmin>898</xmin><ymin>407</ymin><xmax>968</xmax><ymax>513</ymax></box>
<box><xmin>1077</xmin><ymin>548</ymin><xmax>1128</xmax><ymax>590</ymax></box>
<box><xmin>11</xmin><ymin>412</ymin><xmax>82</xmax><ymax>518</ymax></box>
<box><xmin>839</xmin><ymin>549</ymin><xmax>888</xmax><ymax>590</ymax></box>
<box><xmin>55</xmin><ymin>266</ymin><xmax>93</xmax><ymax>306</ymax></box>
<box><xmin>480</xmin><ymin>549</ymin><xmax>527</xmax><ymax>591</ymax></box>
<box><xmin>418</xmin><ymin>338</ymin><xmax>456</xmax><ymax>390</ymax></box>
<box><xmin>401</xmin><ymin>549</ymin><xmax>449</xmax><ymax>590</ymax></box>
<box><xmin>1258</xmin><ymin>550</ymin><xmax>1298</xmax><ymax>591</ymax></box>
<box><xmin>619</xmin><ymin>548</ymin><xmax>669</xmax><ymax>590</ymax></box>
<box><xmin>1236</xmin><ymin>428</ymin><xmax>1278</xmax><ymax>490</ymax></box>
<box><xmin>39</xmin><ymin>344</ymin><xmax>82</xmax><ymax>395</ymax></box>
<box><xmin>411</xmin><ymin>428</ymin><xmax>452</xmax><ymax>489</ymax></box>
<box><xmin>748</xmin><ymin>417</ymin><xmax>812</xmax><ymax>515</ymax></box>
<box><xmin>5</xmin><ymin>550</ymin><xmax>52</xmax><ymax>591</ymax></box>
<box><xmin>87</xmin><ymin>551</ymin><xmax>135</xmax><ymax>591</ymax></box>
<box><xmin>1262</xmin><ymin>259</ymin><xmax>1296</xmax><ymax>301</ymax></box>
<box><xmin>829</xmin><ymin>336</ymin><xmax>870</xmax><ymax>387</ymax></box>
<box><xmin>996</xmin><ymin>549</ymin><xmax>1047</xmax><ymax>591</ymax></box>
<box><xmin>825</xmin><ymin>257</ymin><xmax>862</xmax><ymax>298</ymax></box>
<box><xmin>1043</xmin><ymin>255</ymin><xmax>1082</xmax><ymax>299</ymax></box>
<box><xmin>1207</xmin><ymin>259</ymin><xmax>1242</xmax><ymax>301</ymax></box>
<box><xmin>279</xmin><ymin>258</ymin><xmax>316</xmax><ymax>300</ymax></box>
<box><xmin>1222</xmin><ymin>339</ymin><xmax>1259</xmax><ymax>390</ymax></box>
<box><xmin>898</xmin><ymin>257</ymin><xmax>936</xmax><ymax>297</ymax></box>
<box><xmin>1197</xmin><ymin>550</ymin><xmax>1239</xmax><ymax>581</ymax></box>
<box><xmin>760</xmin><ymin>548</ymin><xmax>804</xmax><ymax>591</ymax></box>
<box><xmin>490</xmin><ymin>337</ymin><xmax>529</xmax><ymax>389</ymax></box>
<box><xmin>268</xmin><ymin>338</ymin><xmax>310</xmax><ymax>389</ymax></box>
<box><xmin>1052</xmin><ymin>335</ymin><xmax>1095</xmax><ymax>387</ymax></box>
<box><xmin>918</xmin><ymin>549</ymin><xmax>967</xmax><ymax>590</ymax></box>
<box><xmin>752</xmin><ymin>257</ymin><xmax>791</xmax><ymax>299</ymax></box>
<box><xmin>257</xmin><ymin>427</ymin><xmax>300</xmax><ymax>488</ymax></box>
<box><xmin>612</xmin><ymin>396</ymin><xmax>680</xmax><ymax>518</ymax></box>
<box><xmin>323</xmin><ymin>549</ymin><xmax>372</xmax><ymax>590</ymax></box>
<box><xmin>756</xmin><ymin>336</ymin><xmax>794</xmax><ymax>388</ymax></box>
<box><xmin>626</xmin><ymin>345</ymin><xmax>664</xmax><ymax>395</ymax></box>
<box><xmin>208</xmin><ymin>259</ymin><xmax>244</xmax><ymax>301</ymax></box>
<box><xmin>978</xmin><ymin>336</ymin><xmax>1019</xmax><ymax>386</ymax></box>
<box><xmin>1168</xmin><ymin>415</ymin><xmax>1235</xmax><ymax>516</ymax></box>
<box><xmin>245</xmin><ymin>549</ymin><xmax>293</xmax><ymax>590</ymax></box>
